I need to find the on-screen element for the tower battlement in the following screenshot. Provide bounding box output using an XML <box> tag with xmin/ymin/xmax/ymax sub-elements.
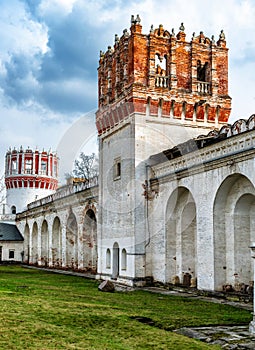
<box><xmin>96</xmin><ymin>15</ymin><xmax>231</xmax><ymax>135</ymax></box>
<box><xmin>5</xmin><ymin>147</ymin><xmax>58</xmax><ymax>213</ymax></box>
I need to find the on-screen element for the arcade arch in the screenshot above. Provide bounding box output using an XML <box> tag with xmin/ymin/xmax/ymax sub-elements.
<box><xmin>213</xmin><ymin>174</ymin><xmax>255</xmax><ymax>290</ymax></box>
<box><xmin>23</xmin><ymin>223</ymin><xmax>30</xmax><ymax>263</ymax></box>
<box><xmin>83</xmin><ymin>209</ymin><xmax>97</xmax><ymax>272</ymax></box>
<box><xmin>31</xmin><ymin>222</ymin><xmax>38</xmax><ymax>264</ymax></box>
<box><xmin>66</xmin><ymin>211</ymin><xmax>78</xmax><ymax>268</ymax></box>
<box><xmin>41</xmin><ymin>220</ymin><xmax>49</xmax><ymax>266</ymax></box>
<box><xmin>52</xmin><ymin>216</ymin><xmax>62</xmax><ymax>267</ymax></box>
<box><xmin>165</xmin><ymin>187</ymin><xmax>197</xmax><ymax>285</ymax></box>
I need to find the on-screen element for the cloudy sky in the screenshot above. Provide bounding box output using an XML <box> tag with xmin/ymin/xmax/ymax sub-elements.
<box><xmin>0</xmin><ymin>0</ymin><xmax>255</xmax><ymax>182</ymax></box>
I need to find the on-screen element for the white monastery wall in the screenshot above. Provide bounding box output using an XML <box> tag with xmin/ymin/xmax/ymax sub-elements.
<box><xmin>148</xmin><ymin>130</ymin><xmax>255</xmax><ymax>290</ymax></box>
<box><xmin>16</xmin><ymin>183</ymin><xmax>98</xmax><ymax>272</ymax></box>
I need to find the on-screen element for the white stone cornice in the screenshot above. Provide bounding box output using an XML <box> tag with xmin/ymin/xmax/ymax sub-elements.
<box><xmin>152</xmin><ymin>130</ymin><xmax>255</xmax><ymax>182</ymax></box>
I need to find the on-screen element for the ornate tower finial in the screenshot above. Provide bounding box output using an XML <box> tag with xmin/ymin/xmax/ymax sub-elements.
<box><xmin>131</xmin><ymin>14</ymin><xmax>141</xmax><ymax>25</ymax></box>
<box><xmin>115</xmin><ymin>34</ymin><xmax>120</xmax><ymax>44</ymax></box>
<box><xmin>179</xmin><ymin>23</ymin><xmax>185</xmax><ymax>31</ymax></box>
<box><xmin>107</xmin><ymin>46</ymin><xmax>113</xmax><ymax>54</ymax></box>
<box><xmin>177</xmin><ymin>23</ymin><xmax>186</xmax><ymax>40</ymax></box>
<box><xmin>136</xmin><ymin>14</ymin><xmax>141</xmax><ymax>24</ymax></box>
<box><xmin>219</xmin><ymin>29</ymin><xmax>225</xmax><ymax>40</ymax></box>
<box><xmin>123</xmin><ymin>28</ymin><xmax>129</xmax><ymax>37</ymax></box>
<box><xmin>150</xmin><ymin>24</ymin><xmax>154</xmax><ymax>33</ymax></box>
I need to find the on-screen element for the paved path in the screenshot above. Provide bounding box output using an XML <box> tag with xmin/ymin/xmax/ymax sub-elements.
<box><xmin>142</xmin><ymin>287</ymin><xmax>255</xmax><ymax>349</ymax></box>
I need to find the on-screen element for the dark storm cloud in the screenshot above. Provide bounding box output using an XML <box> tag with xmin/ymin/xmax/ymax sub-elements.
<box><xmin>1</xmin><ymin>0</ymin><xmax>107</xmax><ymax>115</ymax></box>
<box><xmin>2</xmin><ymin>53</ymin><xmax>40</xmax><ymax>104</ymax></box>
<box><xmin>39</xmin><ymin>11</ymin><xmax>99</xmax><ymax>82</ymax></box>
<box><xmin>35</xmin><ymin>5</ymin><xmax>109</xmax><ymax>113</ymax></box>
<box><xmin>1</xmin><ymin>0</ymin><xmax>255</xmax><ymax>121</ymax></box>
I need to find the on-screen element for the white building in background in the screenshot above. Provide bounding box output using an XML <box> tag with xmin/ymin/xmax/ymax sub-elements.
<box><xmin>0</xmin><ymin>222</ymin><xmax>24</xmax><ymax>263</ymax></box>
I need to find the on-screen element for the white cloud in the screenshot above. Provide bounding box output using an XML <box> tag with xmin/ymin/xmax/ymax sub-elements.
<box><xmin>0</xmin><ymin>1</ymin><xmax>48</xmax><ymax>60</ymax></box>
<box><xmin>38</xmin><ymin>0</ymin><xmax>78</xmax><ymax>17</ymax></box>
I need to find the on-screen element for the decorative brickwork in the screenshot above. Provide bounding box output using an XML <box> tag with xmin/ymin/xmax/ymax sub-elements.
<box><xmin>96</xmin><ymin>16</ymin><xmax>231</xmax><ymax>135</ymax></box>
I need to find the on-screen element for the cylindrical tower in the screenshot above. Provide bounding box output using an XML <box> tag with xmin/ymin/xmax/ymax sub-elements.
<box><xmin>5</xmin><ymin>146</ymin><xmax>58</xmax><ymax>213</ymax></box>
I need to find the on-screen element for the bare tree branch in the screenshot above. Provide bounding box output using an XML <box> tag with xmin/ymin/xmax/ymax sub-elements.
<box><xmin>71</xmin><ymin>152</ymin><xmax>99</xmax><ymax>181</ymax></box>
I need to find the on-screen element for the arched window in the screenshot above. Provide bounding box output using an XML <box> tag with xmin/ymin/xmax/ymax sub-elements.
<box><xmin>197</xmin><ymin>60</ymin><xmax>209</xmax><ymax>82</ymax></box>
<box><xmin>170</xmin><ymin>100</ymin><xmax>175</xmax><ymax>118</ymax></box>
<box><xmin>158</xmin><ymin>98</ymin><xmax>163</xmax><ymax>117</ymax></box>
<box><xmin>121</xmin><ymin>249</ymin><xmax>127</xmax><ymax>270</ymax></box>
<box><xmin>106</xmin><ymin>248</ymin><xmax>111</xmax><ymax>269</ymax></box>
<box><xmin>155</xmin><ymin>54</ymin><xmax>166</xmax><ymax>73</ymax></box>
<box><xmin>181</xmin><ymin>101</ymin><xmax>186</xmax><ymax>120</ymax></box>
<box><xmin>146</xmin><ymin>96</ymin><xmax>151</xmax><ymax>117</ymax></box>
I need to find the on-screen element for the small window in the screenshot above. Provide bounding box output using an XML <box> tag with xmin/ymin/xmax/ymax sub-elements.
<box><xmin>114</xmin><ymin>158</ymin><xmax>121</xmax><ymax>180</ymax></box>
<box><xmin>25</xmin><ymin>159</ymin><xmax>32</xmax><ymax>174</ymax></box>
<box><xmin>11</xmin><ymin>160</ymin><xmax>17</xmax><ymax>174</ymax></box>
<box><xmin>41</xmin><ymin>160</ymin><xmax>47</xmax><ymax>175</ymax></box>
<box><xmin>197</xmin><ymin>60</ymin><xmax>209</xmax><ymax>82</ymax></box>
<box><xmin>116</xmin><ymin>162</ymin><xmax>121</xmax><ymax>177</ymax></box>
<box><xmin>106</xmin><ymin>248</ymin><xmax>111</xmax><ymax>269</ymax></box>
<box><xmin>11</xmin><ymin>206</ymin><xmax>16</xmax><ymax>214</ymax></box>
<box><xmin>9</xmin><ymin>250</ymin><xmax>15</xmax><ymax>259</ymax></box>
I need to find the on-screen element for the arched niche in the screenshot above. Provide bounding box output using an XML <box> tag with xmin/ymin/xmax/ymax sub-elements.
<box><xmin>213</xmin><ymin>174</ymin><xmax>255</xmax><ymax>290</ymax></box>
<box><xmin>41</xmin><ymin>220</ymin><xmax>49</xmax><ymax>266</ymax></box>
<box><xmin>23</xmin><ymin>223</ymin><xmax>30</xmax><ymax>263</ymax></box>
<box><xmin>31</xmin><ymin>222</ymin><xmax>38</xmax><ymax>264</ymax></box>
<box><xmin>165</xmin><ymin>187</ymin><xmax>197</xmax><ymax>285</ymax></box>
<box><xmin>52</xmin><ymin>216</ymin><xmax>62</xmax><ymax>267</ymax></box>
<box><xmin>66</xmin><ymin>211</ymin><xmax>78</xmax><ymax>268</ymax></box>
<box><xmin>112</xmin><ymin>242</ymin><xmax>119</xmax><ymax>279</ymax></box>
<box><xmin>83</xmin><ymin>209</ymin><xmax>97</xmax><ymax>272</ymax></box>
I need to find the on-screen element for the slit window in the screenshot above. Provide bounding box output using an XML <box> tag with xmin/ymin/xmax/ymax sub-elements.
<box><xmin>114</xmin><ymin>158</ymin><xmax>121</xmax><ymax>179</ymax></box>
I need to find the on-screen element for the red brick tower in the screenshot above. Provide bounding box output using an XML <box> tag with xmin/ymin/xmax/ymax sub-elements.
<box><xmin>96</xmin><ymin>16</ymin><xmax>231</xmax><ymax>135</ymax></box>
<box><xmin>96</xmin><ymin>16</ymin><xmax>232</xmax><ymax>285</ymax></box>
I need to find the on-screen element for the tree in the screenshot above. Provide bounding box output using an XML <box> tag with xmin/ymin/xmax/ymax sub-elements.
<box><xmin>67</xmin><ymin>152</ymin><xmax>99</xmax><ymax>181</ymax></box>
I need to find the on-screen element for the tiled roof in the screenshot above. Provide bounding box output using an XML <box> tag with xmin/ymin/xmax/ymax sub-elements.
<box><xmin>0</xmin><ymin>223</ymin><xmax>23</xmax><ymax>241</ymax></box>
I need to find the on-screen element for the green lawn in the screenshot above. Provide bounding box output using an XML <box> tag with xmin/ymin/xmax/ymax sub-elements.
<box><xmin>0</xmin><ymin>265</ymin><xmax>252</xmax><ymax>349</ymax></box>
